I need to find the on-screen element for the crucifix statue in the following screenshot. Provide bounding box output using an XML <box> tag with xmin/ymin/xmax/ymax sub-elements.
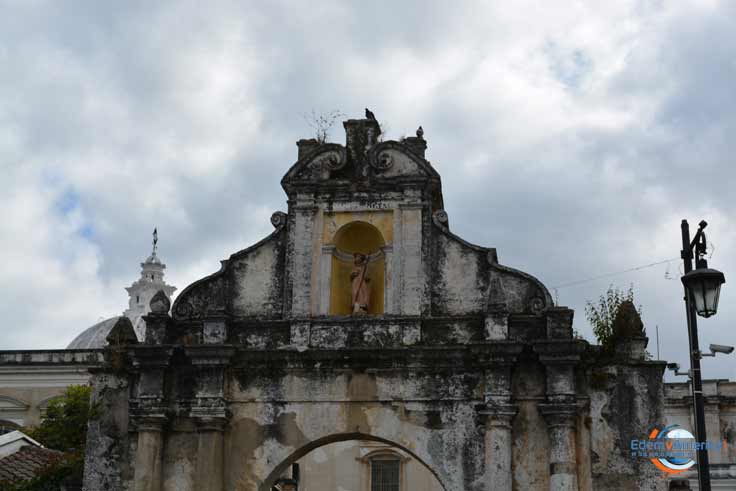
<box><xmin>350</xmin><ymin>252</ymin><xmax>371</xmax><ymax>315</ymax></box>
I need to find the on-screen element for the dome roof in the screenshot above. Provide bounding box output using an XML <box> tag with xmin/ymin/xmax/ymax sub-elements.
<box><xmin>66</xmin><ymin>316</ymin><xmax>121</xmax><ymax>349</ymax></box>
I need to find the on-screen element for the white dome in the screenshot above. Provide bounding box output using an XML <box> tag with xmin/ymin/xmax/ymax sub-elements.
<box><xmin>66</xmin><ymin>316</ymin><xmax>122</xmax><ymax>349</ymax></box>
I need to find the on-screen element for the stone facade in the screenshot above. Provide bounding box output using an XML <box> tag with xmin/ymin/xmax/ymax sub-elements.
<box><xmin>80</xmin><ymin>114</ymin><xmax>686</xmax><ymax>491</ymax></box>
<box><xmin>0</xmin><ymin>350</ymin><xmax>103</xmax><ymax>430</ymax></box>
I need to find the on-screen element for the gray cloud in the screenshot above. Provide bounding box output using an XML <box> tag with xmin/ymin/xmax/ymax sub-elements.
<box><xmin>1</xmin><ymin>0</ymin><xmax>734</xmax><ymax>380</ymax></box>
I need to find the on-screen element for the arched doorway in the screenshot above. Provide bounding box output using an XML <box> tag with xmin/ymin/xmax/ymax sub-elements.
<box><xmin>263</xmin><ymin>433</ymin><xmax>445</xmax><ymax>491</ymax></box>
<box><xmin>329</xmin><ymin>221</ymin><xmax>386</xmax><ymax>315</ymax></box>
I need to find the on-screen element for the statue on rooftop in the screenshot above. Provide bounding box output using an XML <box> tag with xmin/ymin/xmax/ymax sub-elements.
<box><xmin>350</xmin><ymin>252</ymin><xmax>371</xmax><ymax>314</ymax></box>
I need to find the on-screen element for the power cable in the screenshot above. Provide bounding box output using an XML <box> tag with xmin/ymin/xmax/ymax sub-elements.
<box><xmin>551</xmin><ymin>257</ymin><xmax>680</xmax><ymax>291</ymax></box>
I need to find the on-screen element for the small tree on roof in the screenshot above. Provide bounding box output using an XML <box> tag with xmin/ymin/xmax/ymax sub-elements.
<box><xmin>585</xmin><ymin>285</ymin><xmax>644</xmax><ymax>351</ymax></box>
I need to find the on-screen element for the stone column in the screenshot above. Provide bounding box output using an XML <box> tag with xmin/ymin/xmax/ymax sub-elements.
<box><xmin>482</xmin><ymin>404</ymin><xmax>518</xmax><ymax>491</ymax></box>
<box><xmin>133</xmin><ymin>416</ymin><xmax>167</xmax><ymax>491</ymax></box>
<box><xmin>539</xmin><ymin>403</ymin><xmax>579</xmax><ymax>491</ymax></box>
<box><xmin>289</xmin><ymin>200</ymin><xmax>317</xmax><ymax>317</ymax></box>
<box><xmin>398</xmin><ymin>199</ymin><xmax>424</xmax><ymax>315</ymax></box>
<box><xmin>479</xmin><ymin>344</ymin><xmax>523</xmax><ymax>491</ymax></box>
<box><xmin>534</xmin><ymin>325</ymin><xmax>584</xmax><ymax>491</ymax></box>
<box><xmin>185</xmin><ymin>346</ymin><xmax>235</xmax><ymax>491</ymax></box>
<box><xmin>381</xmin><ymin>244</ymin><xmax>393</xmax><ymax>314</ymax></box>
<box><xmin>130</xmin><ymin>347</ymin><xmax>172</xmax><ymax>491</ymax></box>
<box><xmin>193</xmin><ymin>416</ymin><xmax>228</xmax><ymax>491</ymax></box>
<box><xmin>318</xmin><ymin>245</ymin><xmax>335</xmax><ymax>315</ymax></box>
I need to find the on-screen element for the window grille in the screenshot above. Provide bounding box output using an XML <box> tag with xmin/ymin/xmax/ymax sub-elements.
<box><xmin>371</xmin><ymin>458</ymin><xmax>400</xmax><ymax>491</ymax></box>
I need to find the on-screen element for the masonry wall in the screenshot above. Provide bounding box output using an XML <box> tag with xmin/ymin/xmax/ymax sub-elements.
<box><xmin>82</xmin><ymin>116</ymin><xmax>674</xmax><ymax>491</ymax></box>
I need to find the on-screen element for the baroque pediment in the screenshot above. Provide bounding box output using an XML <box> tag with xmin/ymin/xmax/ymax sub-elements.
<box><xmin>281</xmin><ymin>119</ymin><xmax>440</xmax><ymax>195</ymax></box>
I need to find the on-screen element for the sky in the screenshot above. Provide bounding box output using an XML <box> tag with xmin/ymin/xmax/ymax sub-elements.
<box><xmin>1</xmin><ymin>0</ymin><xmax>735</xmax><ymax>380</ymax></box>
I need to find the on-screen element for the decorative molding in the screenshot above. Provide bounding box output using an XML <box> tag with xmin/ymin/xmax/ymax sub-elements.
<box><xmin>331</xmin><ymin>246</ymin><xmax>384</xmax><ymax>263</ymax></box>
<box><xmin>356</xmin><ymin>448</ymin><xmax>411</xmax><ymax>464</ymax></box>
<box><xmin>305</xmin><ymin>146</ymin><xmax>348</xmax><ymax>178</ymax></box>
<box><xmin>433</xmin><ymin>209</ymin><xmax>448</xmax><ymax>226</ymax></box>
<box><xmin>0</xmin><ymin>396</ymin><xmax>29</xmax><ymax>410</ymax></box>
<box><xmin>270</xmin><ymin>211</ymin><xmax>288</xmax><ymax>228</ymax></box>
<box><xmin>370</xmin><ymin>149</ymin><xmax>393</xmax><ymax>171</ymax></box>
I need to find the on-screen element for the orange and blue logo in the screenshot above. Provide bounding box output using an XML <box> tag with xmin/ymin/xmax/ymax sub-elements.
<box><xmin>646</xmin><ymin>425</ymin><xmax>696</xmax><ymax>474</ymax></box>
<box><xmin>629</xmin><ymin>424</ymin><xmax>728</xmax><ymax>475</ymax></box>
<box><xmin>632</xmin><ymin>425</ymin><xmax>730</xmax><ymax>475</ymax></box>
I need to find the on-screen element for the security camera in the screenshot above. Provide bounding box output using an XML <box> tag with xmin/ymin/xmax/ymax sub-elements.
<box><xmin>710</xmin><ymin>344</ymin><xmax>735</xmax><ymax>355</ymax></box>
<box><xmin>666</xmin><ymin>362</ymin><xmax>691</xmax><ymax>378</ymax></box>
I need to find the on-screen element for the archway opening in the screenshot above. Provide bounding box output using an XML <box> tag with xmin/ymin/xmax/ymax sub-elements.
<box><xmin>0</xmin><ymin>420</ymin><xmax>20</xmax><ymax>435</ymax></box>
<box><xmin>262</xmin><ymin>433</ymin><xmax>445</xmax><ymax>491</ymax></box>
<box><xmin>329</xmin><ymin>221</ymin><xmax>386</xmax><ymax>315</ymax></box>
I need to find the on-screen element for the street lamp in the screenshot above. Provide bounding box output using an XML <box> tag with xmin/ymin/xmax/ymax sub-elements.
<box><xmin>680</xmin><ymin>219</ymin><xmax>726</xmax><ymax>491</ymax></box>
<box><xmin>681</xmin><ymin>268</ymin><xmax>725</xmax><ymax>318</ymax></box>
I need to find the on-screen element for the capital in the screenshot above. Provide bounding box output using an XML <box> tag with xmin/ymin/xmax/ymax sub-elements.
<box><xmin>194</xmin><ymin>416</ymin><xmax>228</xmax><ymax>433</ymax></box>
<box><xmin>538</xmin><ymin>403</ymin><xmax>577</xmax><ymax>429</ymax></box>
<box><xmin>133</xmin><ymin>414</ymin><xmax>168</xmax><ymax>433</ymax></box>
<box><xmin>479</xmin><ymin>403</ymin><xmax>518</xmax><ymax>430</ymax></box>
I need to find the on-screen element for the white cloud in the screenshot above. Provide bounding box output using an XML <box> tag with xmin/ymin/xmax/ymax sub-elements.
<box><xmin>0</xmin><ymin>0</ymin><xmax>735</xmax><ymax>380</ymax></box>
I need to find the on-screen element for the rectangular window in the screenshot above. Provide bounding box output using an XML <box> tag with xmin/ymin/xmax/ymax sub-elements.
<box><xmin>371</xmin><ymin>459</ymin><xmax>400</xmax><ymax>491</ymax></box>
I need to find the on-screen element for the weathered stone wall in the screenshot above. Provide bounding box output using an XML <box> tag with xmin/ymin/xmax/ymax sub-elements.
<box><xmin>83</xmin><ymin>368</ymin><xmax>133</xmax><ymax>490</ymax></box>
<box><xmin>82</xmin><ymin>115</ymin><xmax>670</xmax><ymax>491</ymax></box>
<box><xmin>584</xmin><ymin>355</ymin><xmax>667</xmax><ymax>491</ymax></box>
<box><xmin>172</xmin><ymin>226</ymin><xmax>287</xmax><ymax>322</ymax></box>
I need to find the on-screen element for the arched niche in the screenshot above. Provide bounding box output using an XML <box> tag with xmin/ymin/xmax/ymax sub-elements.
<box><xmin>329</xmin><ymin>221</ymin><xmax>386</xmax><ymax>315</ymax></box>
<box><xmin>261</xmin><ymin>432</ymin><xmax>446</xmax><ymax>491</ymax></box>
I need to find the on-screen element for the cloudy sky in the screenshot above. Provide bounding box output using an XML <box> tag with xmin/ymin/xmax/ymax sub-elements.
<box><xmin>1</xmin><ymin>0</ymin><xmax>735</xmax><ymax>379</ymax></box>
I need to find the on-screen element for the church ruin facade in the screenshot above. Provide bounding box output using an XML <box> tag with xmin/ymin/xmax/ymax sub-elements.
<box><xmin>82</xmin><ymin>114</ymin><xmax>671</xmax><ymax>491</ymax></box>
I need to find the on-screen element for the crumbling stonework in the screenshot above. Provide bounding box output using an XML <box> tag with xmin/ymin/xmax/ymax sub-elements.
<box><xmin>83</xmin><ymin>115</ymin><xmax>668</xmax><ymax>491</ymax></box>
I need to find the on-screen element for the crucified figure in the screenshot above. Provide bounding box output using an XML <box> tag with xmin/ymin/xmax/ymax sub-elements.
<box><xmin>350</xmin><ymin>252</ymin><xmax>371</xmax><ymax>315</ymax></box>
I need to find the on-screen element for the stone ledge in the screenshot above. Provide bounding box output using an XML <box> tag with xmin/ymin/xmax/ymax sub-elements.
<box><xmin>0</xmin><ymin>349</ymin><xmax>104</xmax><ymax>365</ymax></box>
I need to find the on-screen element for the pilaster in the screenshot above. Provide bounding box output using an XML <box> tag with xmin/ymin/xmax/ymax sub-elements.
<box><xmin>193</xmin><ymin>416</ymin><xmax>228</xmax><ymax>491</ymax></box>
<box><xmin>132</xmin><ymin>415</ymin><xmax>167</xmax><ymax>491</ymax></box>
<box><xmin>476</xmin><ymin>342</ymin><xmax>523</xmax><ymax>491</ymax></box>
<box><xmin>398</xmin><ymin>199</ymin><xmax>424</xmax><ymax>315</ymax></box>
<box><xmin>539</xmin><ymin>403</ymin><xmax>579</xmax><ymax>491</ymax></box>
<box><xmin>318</xmin><ymin>245</ymin><xmax>335</xmax><ymax>315</ymax></box>
<box><xmin>289</xmin><ymin>200</ymin><xmax>317</xmax><ymax>316</ymax></box>
<box><xmin>184</xmin><ymin>346</ymin><xmax>235</xmax><ymax>491</ymax></box>
<box><xmin>129</xmin><ymin>346</ymin><xmax>173</xmax><ymax>491</ymax></box>
<box><xmin>534</xmin><ymin>339</ymin><xmax>585</xmax><ymax>491</ymax></box>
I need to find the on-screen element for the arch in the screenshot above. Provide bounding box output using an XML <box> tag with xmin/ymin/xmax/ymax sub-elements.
<box><xmin>330</xmin><ymin>221</ymin><xmax>386</xmax><ymax>315</ymax></box>
<box><xmin>332</xmin><ymin>221</ymin><xmax>386</xmax><ymax>253</ymax></box>
<box><xmin>360</xmin><ymin>448</ymin><xmax>410</xmax><ymax>463</ymax></box>
<box><xmin>0</xmin><ymin>419</ymin><xmax>20</xmax><ymax>435</ymax></box>
<box><xmin>260</xmin><ymin>432</ymin><xmax>447</xmax><ymax>491</ymax></box>
<box><xmin>0</xmin><ymin>395</ymin><xmax>28</xmax><ymax>409</ymax></box>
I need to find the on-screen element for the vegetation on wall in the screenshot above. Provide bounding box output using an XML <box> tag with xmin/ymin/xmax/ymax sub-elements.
<box><xmin>585</xmin><ymin>285</ymin><xmax>644</xmax><ymax>351</ymax></box>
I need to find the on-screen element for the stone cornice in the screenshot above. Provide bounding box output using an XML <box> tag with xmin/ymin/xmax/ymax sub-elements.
<box><xmin>228</xmin><ymin>344</ymin><xmax>524</xmax><ymax>371</ymax></box>
<box><xmin>184</xmin><ymin>346</ymin><xmax>237</xmax><ymax>366</ymax></box>
<box><xmin>533</xmin><ymin>339</ymin><xmax>587</xmax><ymax>364</ymax></box>
<box><xmin>128</xmin><ymin>346</ymin><xmax>174</xmax><ymax>370</ymax></box>
<box><xmin>0</xmin><ymin>350</ymin><xmax>104</xmax><ymax>365</ymax></box>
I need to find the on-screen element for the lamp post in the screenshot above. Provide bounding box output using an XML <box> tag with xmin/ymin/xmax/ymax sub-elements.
<box><xmin>273</xmin><ymin>463</ymin><xmax>300</xmax><ymax>491</ymax></box>
<box><xmin>680</xmin><ymin>220</ymin><xmax>726</xmax><ymax>491</ymax></box>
